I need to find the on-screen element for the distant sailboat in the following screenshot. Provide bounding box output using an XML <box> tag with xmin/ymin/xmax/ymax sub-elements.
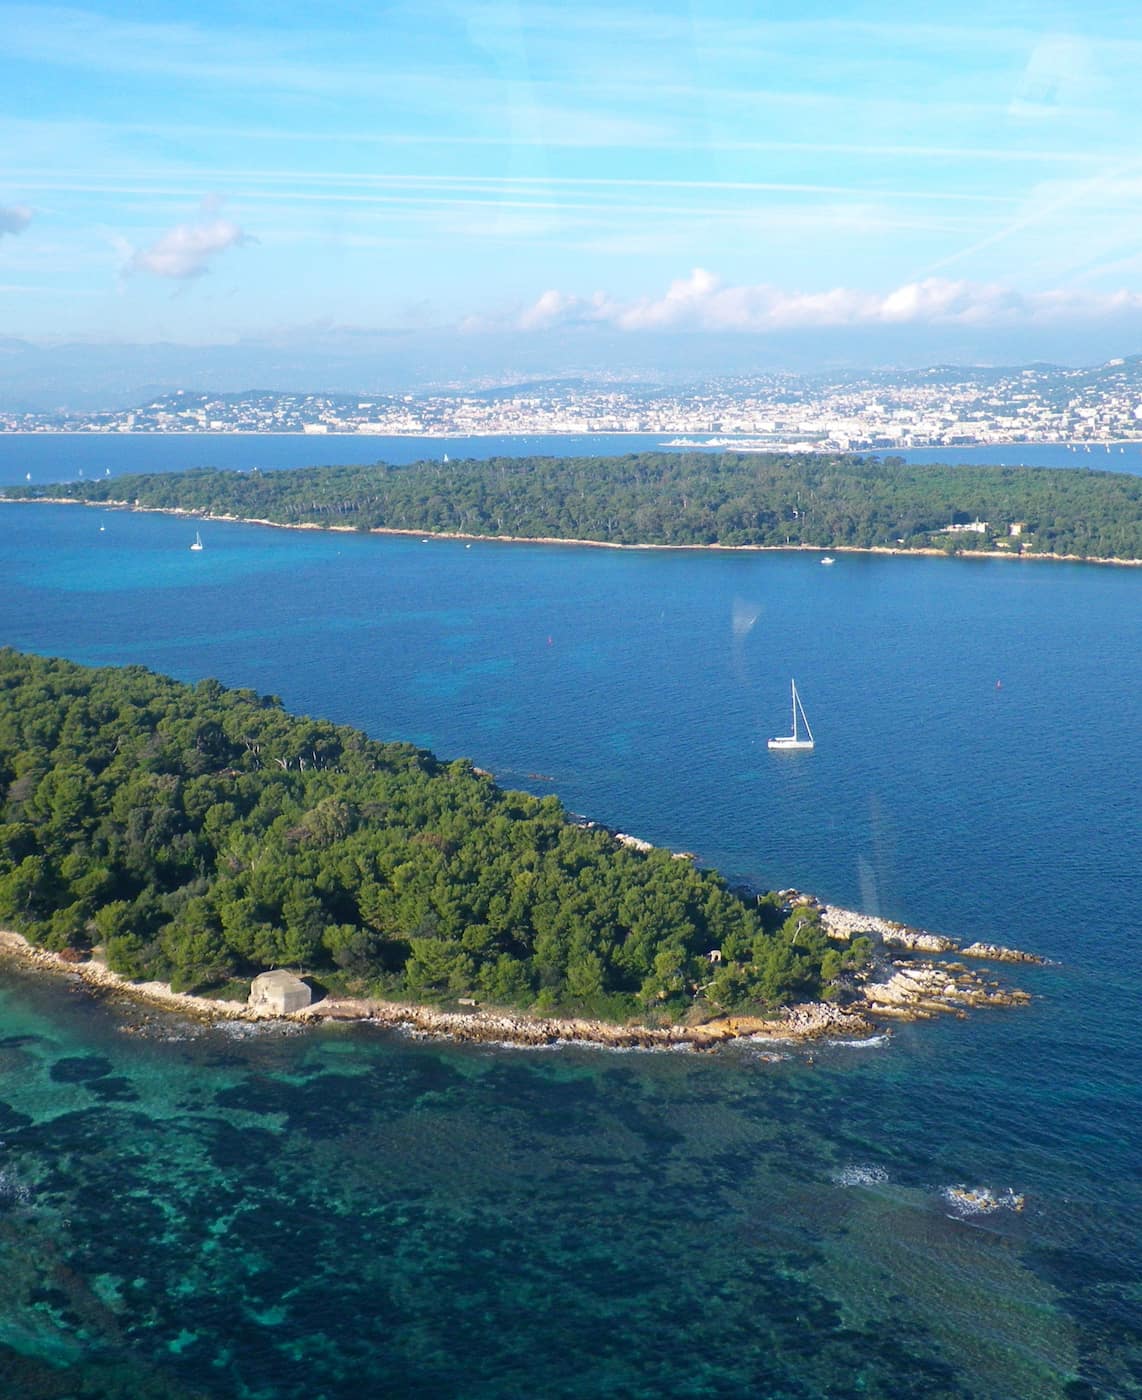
<box><xmin>768</xmin><ymin>679</ymin><xmax>814</xmax><ymax>751</ymax></box>
<box><xmin>190</xmin><ymin>531</ymin><xmax>204</xmax><ymax>552</ymax></box>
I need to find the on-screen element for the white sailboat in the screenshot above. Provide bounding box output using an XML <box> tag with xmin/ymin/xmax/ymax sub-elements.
<box><xmin>768</xmin><ymin>679</ymin><xmax>814</xmax><ymax>751</ymax></box>
<box><xmin>190</xmin><ymin>531</ymin><xmax>204</xmax><ymax>552</ymax></box>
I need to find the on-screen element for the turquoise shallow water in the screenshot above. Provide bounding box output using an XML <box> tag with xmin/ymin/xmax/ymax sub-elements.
<box><xmin>0</xmin><ymin>497</ymin><xmax>1139</xmax><ymax>1397</ymax></box>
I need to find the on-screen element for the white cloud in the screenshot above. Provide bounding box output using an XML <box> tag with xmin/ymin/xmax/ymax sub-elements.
<box><xmin>123</xmin><ymin>206</ymin><xmax>253</xmax><ymax>280</ymax></box>
<box><xmin>0</xmin><ymin>203</ymin><xmax>33</xmax><ymax>236</ymax></box>
<box><xmin>513</xmin><ymin>269</ymin><xmax>1142</xmax><ymax>334</ymax></box>
<box><xmin>517</xmin><ymin>288</ymin><xmax>583</xmax><ymax>331</ymax></box>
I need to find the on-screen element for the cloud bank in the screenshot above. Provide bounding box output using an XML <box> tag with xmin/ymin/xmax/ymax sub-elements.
<box><xmin>0</xmin><ymin>204</ymin><xmax>33</xmax><ymax>236</ymax></box>
<box><xmin>124</xmin><ymin>207</ymin><xmax>253</xmax><ymax>280</ymax></box>
<box><xmin>513</xmin><ymin>268</ymin><xmax>1142</xmax><ymax>334</ymax></box>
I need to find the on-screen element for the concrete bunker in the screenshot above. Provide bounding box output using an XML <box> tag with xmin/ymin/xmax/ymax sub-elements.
<box><xmin>249</xmin><ymin>969</ymin><xmax>312</xmax><ymax>1015</ymax></box>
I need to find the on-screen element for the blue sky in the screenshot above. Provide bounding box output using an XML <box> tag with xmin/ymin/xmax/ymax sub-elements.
<box><xmin>5</xmin><ymin>0</ymin><xmax>1142</xmax><ymax>386</ymax></box>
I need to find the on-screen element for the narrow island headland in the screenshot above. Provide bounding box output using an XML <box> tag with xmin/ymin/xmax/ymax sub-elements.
<box><xmin>0</xmin><ymin>649</ymin><xmax>1044</xmax><ymax>1052</ymax></box>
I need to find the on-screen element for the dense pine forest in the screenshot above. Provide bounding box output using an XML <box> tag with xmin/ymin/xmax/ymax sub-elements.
<box><xmin>0</xmin><ymin>651</ymin><xmax>866</xmax><ymax>1020</ymax></box>
<box><xmin>7</xmin><ymin>451</ymin><xmax>1142</xmax><ymax>558</ymax></box>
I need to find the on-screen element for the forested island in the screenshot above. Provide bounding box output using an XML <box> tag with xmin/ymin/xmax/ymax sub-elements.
<box><xmin>6</xmin><ymin>451</ymin><xmax>1142</xmax><ymax>559</ymax></box>
<box><xmin>0</xmin><ymin>650</ymin><xmax>870</xmax><ymax>1026</ymax></box>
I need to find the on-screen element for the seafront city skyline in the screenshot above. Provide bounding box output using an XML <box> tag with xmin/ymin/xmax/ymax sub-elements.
<box><xmin>7</xmin><ymin>357</ymin><xmax>1142</xmax><ymax>450</ymax></box>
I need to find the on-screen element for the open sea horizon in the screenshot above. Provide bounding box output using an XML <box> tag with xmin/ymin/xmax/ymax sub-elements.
<box><xmin>0</xmin><ymin>441</ymin><xmax>1139</xmax><ymax>1397</ymax></box>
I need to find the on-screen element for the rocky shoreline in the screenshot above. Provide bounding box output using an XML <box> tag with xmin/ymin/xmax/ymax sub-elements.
<box><xmin>814</xmin><ymin>896</ymin><xmax>1040</xmax><ymax>1018</ymax></box>
<box><xmin>0</xmin><ymin>928</ymin><xmax>864</xmax><ymax>1049</ymax></box>
<box><xmin>0</xmin><ymin>898</ymin><xmax>1043</xmax><ymax>1051</ymax></box>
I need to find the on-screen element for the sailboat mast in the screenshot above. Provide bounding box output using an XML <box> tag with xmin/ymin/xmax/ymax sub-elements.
<box><xmin>795</xmin><ymin>682</ymin><xmax>814</xmax><ymax>744</ymax></box>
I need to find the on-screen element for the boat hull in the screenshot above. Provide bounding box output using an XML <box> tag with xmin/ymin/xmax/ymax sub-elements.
<box><xmin>767</xmin><ymin>738</ymin><xmax>814</xmax><ymax>750</ymax></box>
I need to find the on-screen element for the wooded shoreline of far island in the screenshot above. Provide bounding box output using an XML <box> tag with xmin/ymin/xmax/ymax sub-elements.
<box><xmin>4</xmin><ymin>450</ymin><xmax>1142</xmax><ymax>562</ymax></box>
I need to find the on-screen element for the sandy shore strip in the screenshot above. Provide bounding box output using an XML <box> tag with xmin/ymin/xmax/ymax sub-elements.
<box><xmin>4</xmin><ymin>497</ymin><xmax>1139</xmax><ymax>568</ymax></box>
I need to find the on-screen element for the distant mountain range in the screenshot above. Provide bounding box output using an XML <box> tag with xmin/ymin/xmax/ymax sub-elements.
<box><xmin>3</xmin><ymin>322</ymin><xmax>1142</xmax><ymax>415</ymax></box>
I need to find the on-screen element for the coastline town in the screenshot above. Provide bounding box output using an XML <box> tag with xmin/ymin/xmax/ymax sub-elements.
<box><xmin>5</xmin><ymin>357</ymin><xmax>1142</xmax><ymax>450</ymax></box>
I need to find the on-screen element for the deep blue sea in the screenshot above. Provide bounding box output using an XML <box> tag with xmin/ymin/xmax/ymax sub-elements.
<box><xmin>0</xmin><ymin>466</ymin><xmax>1140</xmax><ymax>1396</ymax></box>
<box><xmin>0</xmin><ymin>433</ymin><xmax>669</xmax><ymax>487</ymax></box>
<box><xmin>1</xmin><ymin>430</ymin><xmax>1141</xmax><ymax>487</ymax></box>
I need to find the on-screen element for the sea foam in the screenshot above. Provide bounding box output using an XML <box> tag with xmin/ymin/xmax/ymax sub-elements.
<box><xmin>832</xmin><ymin>1164</ymin><xmax>889</xmax><ymax>1187</ymax></box>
